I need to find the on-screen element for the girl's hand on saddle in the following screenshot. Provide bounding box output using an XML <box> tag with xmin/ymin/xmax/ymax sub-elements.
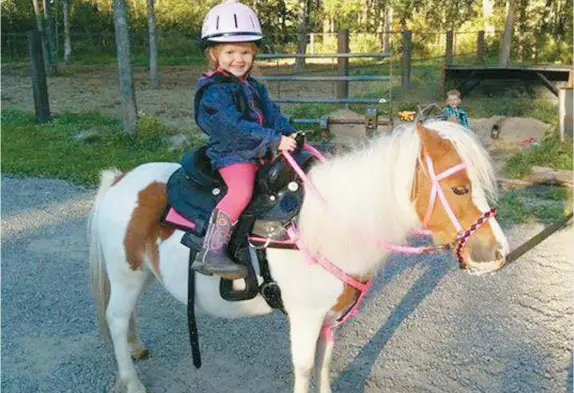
<box><xmin>278</xmin><ymin>136</ymin><xmax>297</xmax><ymax>153</ymax></box>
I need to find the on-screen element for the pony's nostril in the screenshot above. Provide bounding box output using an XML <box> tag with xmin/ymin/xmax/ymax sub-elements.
<box><xmin>495</xmin><ymin>248</ymin><xmax>505</xmax><ymax>262</ymax></box>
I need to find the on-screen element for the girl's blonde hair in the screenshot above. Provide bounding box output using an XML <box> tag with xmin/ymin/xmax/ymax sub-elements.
<box><xmin>206</xmin><ymin>42</ymin><xmax>258</xmax><ymax>70</ymax></box>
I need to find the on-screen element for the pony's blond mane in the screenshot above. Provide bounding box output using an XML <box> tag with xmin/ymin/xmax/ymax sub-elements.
<box><xmin>297</xmin><ymin>121</ymin><xmax>497</xmax><ymax>276</ymax></box>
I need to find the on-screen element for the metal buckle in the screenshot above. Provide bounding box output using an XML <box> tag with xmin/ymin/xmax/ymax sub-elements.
<box><xmin>248</xmin><ymin>237</ymin><xmax>272</xmax><ymax>250</ymax></box>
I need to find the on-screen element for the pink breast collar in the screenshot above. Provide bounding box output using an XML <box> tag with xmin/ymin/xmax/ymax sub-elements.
<box><xmin>249</xmin><ymin>143</ymin><xmax>496</xmax><ymax>342</ymax></box>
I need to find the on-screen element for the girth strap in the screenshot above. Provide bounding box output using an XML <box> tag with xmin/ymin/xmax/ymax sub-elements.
<box><xmin>187</xmin><ymin>251</ymin><xmax>202</xmax><ymax>369</ymax></box>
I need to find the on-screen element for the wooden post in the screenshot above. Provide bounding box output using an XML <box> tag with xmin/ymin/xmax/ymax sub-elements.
<box><xmin>401</xmin><ymin>30</ymin><xmax>412</xmax><ymax>90</ymax></box>
<box><xmin>336</xmin><ymin>29</ymin><xmax>349</xmax><ymax>100</ymax></box>
<box><xmin>559</xmin><ymin>87</ymin><xmax>573</xmax><ymax>142</ymax></box>
<box><xmin>445</xmin><ymin>30</ymin><xmax>453</xmax><ymax>66</ymax></box>
<box><xmin>28</xmin><ymin>30</ymin><xmax>51</xmax><ymax>123</ymax></box>
<box><xmin>477</xmin><ymin>30</ymin><xmax>486</xmax><ymax>64</ymax></box>
<box><xmin>309</xmin><ymin>33</ymin><xmax>314</xmax><ymax>54</ymax></box>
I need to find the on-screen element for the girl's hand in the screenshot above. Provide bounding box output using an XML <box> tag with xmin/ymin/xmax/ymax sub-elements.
<box><xmin>278</xmin><ymin>136</ymin><xmax>297</xmax><ymax>153</ymax></box>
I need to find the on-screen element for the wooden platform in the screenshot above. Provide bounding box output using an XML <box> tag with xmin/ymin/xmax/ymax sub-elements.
<box><xmin>444</xmin><ymin>64</ymin><xmax>573</xmax><ymax>97</ymax></box>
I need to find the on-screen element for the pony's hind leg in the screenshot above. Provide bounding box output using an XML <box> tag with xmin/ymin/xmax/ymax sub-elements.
<box><xmin>107</xmin><ymin>268</ymin><xmax>151</xmax><ymax>393</ymax></box>
<box><xmin>127</xmin><ymin>274</ymin><xmax>153</xmax><ymax>360</ymax></box>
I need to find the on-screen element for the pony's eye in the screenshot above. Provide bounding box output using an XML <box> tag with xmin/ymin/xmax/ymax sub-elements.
<box><xmin>452</xmin><ymin>186</ymin><xmax>469</xmax><ymax>195</ymax></box>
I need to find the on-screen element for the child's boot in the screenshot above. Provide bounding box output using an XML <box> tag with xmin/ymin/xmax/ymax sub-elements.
<box><xmin>191</xmin><ymin>209</ymin><xmax>248</xmax><ymax>280</ymax></box>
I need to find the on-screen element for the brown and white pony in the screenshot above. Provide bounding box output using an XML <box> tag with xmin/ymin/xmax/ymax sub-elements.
<box><xmin>88</xmin><ymin>121</ymin><xmax>509</xmax><ymax>393</ymax></box>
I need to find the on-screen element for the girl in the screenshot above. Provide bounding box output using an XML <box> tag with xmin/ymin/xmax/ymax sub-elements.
<box><xmin>191</xmin><ymin>0</ymin><xmax>297</xmax><ymax>280</ymax></box>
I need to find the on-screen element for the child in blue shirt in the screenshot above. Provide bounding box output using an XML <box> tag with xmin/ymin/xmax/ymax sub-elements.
<box><xmin>442</xmin><ymin>89</ymin><xmax>469</xmax><ymax>129</ymax></box>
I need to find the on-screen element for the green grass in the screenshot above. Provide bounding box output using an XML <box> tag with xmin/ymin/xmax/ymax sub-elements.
<box><xmin>495</xmin><ymin>186</ymin><xmax>572</xmax><ymax>225</ymax></box>
<box><xmin>502</xmin><ymin>131</ymin><xmax>573</xmax><ymax>178</ymax></box>
<box><xmin>1</xmin><ymin>108</ymin><xmax>202</xmax><ymax>184</ymax></box>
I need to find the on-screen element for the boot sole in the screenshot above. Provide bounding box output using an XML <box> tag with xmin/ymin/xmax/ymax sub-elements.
<box><xmin>191</xmin><ymin>262</ymin><xmax>247</xmax><ymax>280</ymax></box>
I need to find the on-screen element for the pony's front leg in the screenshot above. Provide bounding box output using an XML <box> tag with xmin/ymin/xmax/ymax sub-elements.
<box><xmin>288</xmin><ymin>309</ymin><xmax>325</xmax><ymax>393</ymax></box>
<box><xmin>314</xmin><ymin>328</ymin><xmax>334</xmax><ymax>393</ymax></box>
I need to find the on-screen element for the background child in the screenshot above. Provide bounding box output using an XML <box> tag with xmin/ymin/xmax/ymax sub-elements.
<box><xmin>191</xmin><ymin>0</ymin><xmax>297</xmax><ymax>280</ymax></box>
<box><xmin>442</xmin><ymin>89</ymin><xmax>469</xmax><ymax>128</ymax></box>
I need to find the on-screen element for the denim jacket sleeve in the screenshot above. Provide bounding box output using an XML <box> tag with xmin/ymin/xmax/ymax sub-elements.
<box><xmin>257</xmin><ymin>83</ymin><xmax>295</xmax><ymax>136</ymax></box>
<box><xmin>197</xmin><ymin>84</ymin><xmax>282</xmax><ymax>157</ymax></box>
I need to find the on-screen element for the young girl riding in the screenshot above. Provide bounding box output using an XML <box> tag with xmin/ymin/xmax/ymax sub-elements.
<box><xmin>191</xmin><ymin>0</ymin><xmax>298</xmax><ymax>280</ymax></box>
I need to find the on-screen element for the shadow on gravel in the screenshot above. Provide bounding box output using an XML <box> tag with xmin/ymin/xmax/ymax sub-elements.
<box><xmin>568</xmin><ymin>354</ymin><xmax>573</xmax><ymax>393</ymax></box>
<box><xmin>332</xmin><ymin>250</ymin><xmax>453</xmax><ymax>392</ymax></box>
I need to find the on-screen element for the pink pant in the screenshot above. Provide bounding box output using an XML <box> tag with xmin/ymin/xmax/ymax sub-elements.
<box><xmin>216</xmin><ymin>163</ymin><xmax>258</xmax><ymax>222</ymax></box>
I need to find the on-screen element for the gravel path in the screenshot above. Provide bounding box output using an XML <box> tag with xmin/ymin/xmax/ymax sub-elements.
<box><xmin>2</xmin><ymin>176</ymin><xmax>572</xmax><ymax>393</ymax></box>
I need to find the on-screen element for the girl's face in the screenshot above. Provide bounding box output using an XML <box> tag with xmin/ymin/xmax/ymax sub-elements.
<box><xmin>446</xmin><ymin>95</ymin><xmax>460</xmax><ymax>108</ymax></box>
<box><xmin>211</xmin><ymin>43</ymin><xmax>256</xmax><ymax>78</ymax></box>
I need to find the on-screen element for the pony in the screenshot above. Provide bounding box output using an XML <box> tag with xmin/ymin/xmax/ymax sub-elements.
<box><xmin>88</xmin><ymin>121</ymin><xmax>509</xmax><ymax>393</ymax></box>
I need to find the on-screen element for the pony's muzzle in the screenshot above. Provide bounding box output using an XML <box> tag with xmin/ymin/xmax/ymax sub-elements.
<box><xmin>462</xmin><ymin>243</ymin><xmax>507</xmax><ymax>274</ymax></box>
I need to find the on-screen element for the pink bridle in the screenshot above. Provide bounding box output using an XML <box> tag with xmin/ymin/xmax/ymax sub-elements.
<box><xmin>251</xmin><ymin>143</ymin><xmax>497</xmax><ymax>341</ymax></box>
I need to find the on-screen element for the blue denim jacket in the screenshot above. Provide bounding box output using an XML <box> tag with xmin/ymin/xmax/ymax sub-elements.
<box><xmin>194</xmin><ymin>70</ymin><xmax>295</xmax><ymax>169</ymax></box>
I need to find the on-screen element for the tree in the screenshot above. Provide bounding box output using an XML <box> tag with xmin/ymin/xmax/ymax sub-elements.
<box><xmin>42</xmin><ymin>0</ymin><xmax>54</xmax><ymax>62</ymax></box>
<box><xmin>295</xmin><ymin>0</ymin><xmax>308</xmax><ymax>70</ymax></box>
<box><xmin>147</xmin><ymin>0</ymin><xmax>159</xmax><ymax>88</ymax></box>
<box><xmin>31</xmin><ymin>0</ymin><xmax>50</xmax><ymax>73</ymax></box>
<box><xmin>499</xmin><ymin>0</ymin><xmax>515</xmax><ymax>66</ymax></box>
<box><xmin>112</xmin><ymin>0</ymin><xmax>138</xmax><ymax>135</ymax></box>
<box><xmin>62</xmin><ymin>0</ymin><xmax>72</xmax><ymax>63</ymax></box>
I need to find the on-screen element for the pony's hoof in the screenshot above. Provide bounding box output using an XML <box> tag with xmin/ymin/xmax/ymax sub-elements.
<box><xmin>130</xmin><ymin>347</ymin><xmax>150</xmax><ymax>360</ymax></box>
<box><xmin>114</xmin><ymin>378</ymin><xmax>147</xmax><ymax>393</ymax></box>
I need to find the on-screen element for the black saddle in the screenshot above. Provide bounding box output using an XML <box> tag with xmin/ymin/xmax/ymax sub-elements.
<box><xmin>161</xmin><ymin>142</ymin><xmax>316</xmax><ymax>304</ymax></box>
<box><xmin>165</xmin><ymin>144</ymin><xmax>315</xmax><ymax>236</ymax></box>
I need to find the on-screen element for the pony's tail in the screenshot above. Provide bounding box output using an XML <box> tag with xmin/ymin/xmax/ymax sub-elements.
<box><xmin>88</xmin><ymin>169</ymin><xmax>123</xmax><ymax>341</ymax></box>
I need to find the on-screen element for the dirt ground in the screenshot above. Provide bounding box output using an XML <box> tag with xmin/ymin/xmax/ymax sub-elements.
<box><xmin>1</xmin><ymin>63</ymin><xmax>351</xmax><ymax>130</ymax></box>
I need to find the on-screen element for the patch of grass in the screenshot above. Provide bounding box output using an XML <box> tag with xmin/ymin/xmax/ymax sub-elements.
<box><xmin>465</xmin><ymin>95</ymin><xmax>557</xmax><ymax>124</ymax></box>
<box><xmin>495</xmin><ymin>186</ymin><xmax>573</xmax><ymax>225</ymax></box>
<box><xmin>502</xmin><ymin>131</ymin><xmax>573</xmax><ymax>178</ymax></box>
<box><xmin>1</xmin><ymin>108</ymin><xmax>201</xmax><ymax>184</ymax></box>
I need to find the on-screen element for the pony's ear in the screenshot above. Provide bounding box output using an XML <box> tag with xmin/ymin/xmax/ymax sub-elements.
<box><xmin>416</xmin><ymin>123</ymin><xmax>442</xmax><ymax>157</ymax></box>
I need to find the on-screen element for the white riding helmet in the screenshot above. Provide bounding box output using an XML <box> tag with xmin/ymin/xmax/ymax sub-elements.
<box><xmin>201</xmin><ymin>0</ymin><xmax>263</xmax><ymax>45</ymax></box>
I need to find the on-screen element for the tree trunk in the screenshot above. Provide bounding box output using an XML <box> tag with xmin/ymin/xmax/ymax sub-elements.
<box><xmin>113</xmin><ymin>0</ymin><xmax>138</xmax><ymax>136</ymax></box>
<box><xmin>62</xmin><ymin>0</ymin><xmax>72</xmax><ymax>63</ymax></box>
<box><xmin>147</xmin><ymin>0</ymin><xmax>159</xmax><ymax>88</ymax></box>
<box><xmin>32</xmin><ymin>0</ymin><xmax>50</xmax><ymax>73</ymax></box>
<box><xmin>295</xmin><ymin>0</ymin><xmax>308</xmax><ymax>71</ymax></box>
<box><xmin>499</xmin><ymin>0</ymin><xmax>515</xmax><ymax>67</ymax></box>
<box><xmin>482</xmin><ymin>0</ymin><xmax>494</xmax><ymax>33</ymax></box>
<box><xmin>42</xmin><ymin>0</ymin><xmax>54</xmax><ymax>62</ymax></box>
<box><xmin>382</xmin><ymin>6</ymin><xmax>392</xmax><ymax>52</ymax></box>
<box><xmin>32</xmin><ymin>0</ymin><xmax>42</xmax><ymax>31</ymax></box>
